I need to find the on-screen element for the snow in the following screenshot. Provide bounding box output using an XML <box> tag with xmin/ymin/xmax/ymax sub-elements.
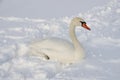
<box><xmin>0</xmin><ymin>0</ymin><xmax>120</xmax><ymax>80</ymax></box>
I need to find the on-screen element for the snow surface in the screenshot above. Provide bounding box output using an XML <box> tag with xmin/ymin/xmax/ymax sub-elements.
<box><xmin>0</xmin><ymin>0</ymin><xmax>120</xmax><ymax>80</ymax></box>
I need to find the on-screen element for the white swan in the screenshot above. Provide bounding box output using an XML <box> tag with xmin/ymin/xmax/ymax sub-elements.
<box><xmin>29</xmin><ymin>17</ymin><xmax>91</xmax><ymax>64</ymax></box>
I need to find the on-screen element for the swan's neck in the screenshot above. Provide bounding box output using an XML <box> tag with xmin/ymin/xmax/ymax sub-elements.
<box><xmin>69</xmin><ymin>24</ymin><xmax>84</xmax><ymax>60</ymax></box>
<box><xmin>69</xmin><ymin>24</ymin><xmax>79</xmax><ymax>49</ymax></box>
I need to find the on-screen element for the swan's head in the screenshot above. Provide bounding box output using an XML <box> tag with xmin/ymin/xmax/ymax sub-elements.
<box><xmin>71</xmin><ymin>17</ymin><xmax>91</xmax><ymax>30</ymax></box>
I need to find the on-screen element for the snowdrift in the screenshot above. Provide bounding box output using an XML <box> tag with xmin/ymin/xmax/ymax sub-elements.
<box><xmin>0</xmin><ymin>0</ymin><xmax>120</xmax><ymax>80</ymax></box>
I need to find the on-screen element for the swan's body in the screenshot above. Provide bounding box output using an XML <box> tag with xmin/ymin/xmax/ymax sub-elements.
<box><xmin>29</xmin><ymin>17</ymin><xmax>90</xmax><ymax>64</ymax></box>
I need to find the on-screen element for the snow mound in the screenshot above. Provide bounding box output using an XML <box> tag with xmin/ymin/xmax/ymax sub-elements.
<box><xmin>0</xmin><ymin>0</ymin><xmax>120</xmax><ymax>80</ymax></box>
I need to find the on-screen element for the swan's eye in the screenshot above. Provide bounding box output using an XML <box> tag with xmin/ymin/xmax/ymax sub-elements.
<box><xmin>80</xmin><ymin>21</ymin><xmax>86</xmax><ymax>25</ymax></box>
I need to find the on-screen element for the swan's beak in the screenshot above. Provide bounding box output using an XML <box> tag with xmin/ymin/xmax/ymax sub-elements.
<box><xmin>82</xmin><ymin>23</ymin><xmax>91</xmax><ymax>31</ymax></box>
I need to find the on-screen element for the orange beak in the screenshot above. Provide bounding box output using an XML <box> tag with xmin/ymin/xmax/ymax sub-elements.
<box><xmin>82</xmin><ymin>23</ymin><xmax>91</xmax><ymax>31</ymax></box>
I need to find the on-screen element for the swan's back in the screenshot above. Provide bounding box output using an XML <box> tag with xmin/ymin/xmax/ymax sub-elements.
<box><xmin>29</xmin><ymin>38</ymin><xmax>74</xmax><ymax>54</ymax></box>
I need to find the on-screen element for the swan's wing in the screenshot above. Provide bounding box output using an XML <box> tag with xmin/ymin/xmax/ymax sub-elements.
<box><xmin>29</xmin><ymin>38</ymin><xmax>74</xmax><ymax>54</ymax></box>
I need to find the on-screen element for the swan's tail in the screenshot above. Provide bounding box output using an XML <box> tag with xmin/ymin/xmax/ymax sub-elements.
<box><xmin>16</xmin><ymin>43</ymin><xmax>28</xmax><ymax>57</ymax></box>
